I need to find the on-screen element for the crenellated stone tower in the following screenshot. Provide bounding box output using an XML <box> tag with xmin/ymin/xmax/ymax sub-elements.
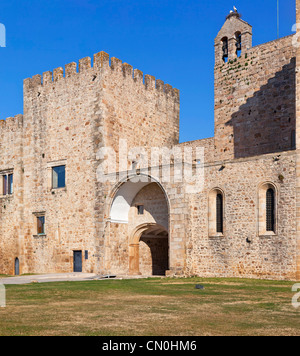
<box><xmin>0</xmin><ymin>52</ymin><xmax>180</xmax><ymax>275</ymax></box>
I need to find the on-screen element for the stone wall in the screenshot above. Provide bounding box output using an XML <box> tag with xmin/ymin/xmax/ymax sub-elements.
<box><xmin>177</xmin><ymin>137</ymin><xmax>215</xmax><ymax>163</ymax></box>
<box><xmin>128</xmin><ymin>183</ymin><xmax>169</xmax><ymax>232</ymax></box>
<box><xmin>186</xmin><ymin>151</ymin><xmax>297</xmax><ymax>280</ymax></box>
<box><xmin>0</xmin><ymin>116</ymin><xmax>24</xmax><ymax>275</ymax></box>
<box><xmin>99</xmin><ymin>55</ymin><xmax>180</xmax><ymax>161</ymax></box>
<box><xmin>21</xmin><ymin>59</ymin><xmax>101</xmax><ymax>274</ymax></box>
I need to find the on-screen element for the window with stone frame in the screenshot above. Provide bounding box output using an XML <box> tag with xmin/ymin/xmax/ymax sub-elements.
<box><xmin>209</xmin><ymin>188</ymin><xmax>225</xmax><ymax>237</ymax></box>
<box><xmin>37</xmin><ymin>215</ymin><xmax>45</xmax><ymax>235</ymax></box>
<box><xmin>1</xmin><ymin>170</ymin><xmax>13</xmax><ymax>196</ymax></box>
<box><xmin>266</xmin><ymin>188</ymin><xmax>275</xmax><ymax>233</ymax></box>
<box><xmin>8</xmin><ymin>174</ymin><xmax>13</xmax><ymax>195</ymax></box>
<box><xmin>33</xmin><ymin>212</ymin><xmax>46</xmax><ymax>236</ymax></box>
<box><xmin>137</xmin><ymin>205</ymin><xmax>144</xmax><ymax>215</ymax></box>
<box><xmin>258</xmin><ymin>182</ymin><xmax>277</xmax><ymax>236</ymax></box>
<box><xmin>47</xmin><ymin>160</ymin><xmax>67</xmax><ymax>191</ymax></box>
<box><xmin>52</xmin><ymin>165</ymin><xmax>66</xmax><ymax>189</ymax></box>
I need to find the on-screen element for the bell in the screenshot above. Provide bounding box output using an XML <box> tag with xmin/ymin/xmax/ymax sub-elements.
<box><xmin>236</xmin><ymin>42</ymin><xmax>241</xmax><ymax>50</ymax></box>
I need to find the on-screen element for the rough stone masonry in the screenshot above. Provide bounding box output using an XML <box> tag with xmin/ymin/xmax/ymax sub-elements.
<box><xmin>0</xmin><ymin>2</ymin><xmax>300</xmax><ymax>280</ymax></box>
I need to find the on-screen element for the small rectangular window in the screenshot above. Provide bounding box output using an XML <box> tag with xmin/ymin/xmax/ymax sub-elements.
<box><xmin>1</xmin><ymin>172</ymin><xmax>13</xmax><ymax>196</ymax></box>
<box><xmin>37</xmin><ymin>216</ymin><xmax>45</xmax><ymax>235</ymax></box>
<box><xmin>52</xmin><ymin>165</ymin><xmax>66</xmax><ymax>189</ymax></box>
<box><xmin>137</xmin><ymin>205</ymin><xmax>144</xmax><ymax>215</ymax></box>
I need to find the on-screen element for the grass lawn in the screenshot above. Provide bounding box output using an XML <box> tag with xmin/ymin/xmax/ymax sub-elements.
<box><xmin>0</xmin><ymin>277</ymin><xmax>299</xmax><ymax>336</ymax></box>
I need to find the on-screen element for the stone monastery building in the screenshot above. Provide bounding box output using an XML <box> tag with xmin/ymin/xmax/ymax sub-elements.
<box><xmin>1</xmin><ymin>2</ymin><xmax>300</xmax><ymax>280</ymax></box>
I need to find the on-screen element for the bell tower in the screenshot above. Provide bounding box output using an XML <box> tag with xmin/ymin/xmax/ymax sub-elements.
<box><xmin>214</xmin><ymin>9</ymin><xmax>252</xmax><ymax>65</ymax></box>
<box><xmin>214</xmin><ymin>9</ymin><xmax>253</xmax><ymax>161</ymax></box>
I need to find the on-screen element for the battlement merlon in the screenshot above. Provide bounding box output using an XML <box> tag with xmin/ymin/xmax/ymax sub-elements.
<box><xmin>0</xmin><ymin>115</ymin><xmax>23</xmax><ymax>140</ymax></box>
<box><xmin>0</xmin><ymin>114</ymin><xmax>23</xmax><ymax>129</ymax></box>
<box><xmin>23</xmin><ymin>51</ymin><xmax>180</xmax><ymax>101</ymax></box>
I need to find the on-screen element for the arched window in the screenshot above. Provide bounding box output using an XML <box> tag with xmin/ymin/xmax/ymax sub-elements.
<box><xmin>15</xmin><ymin>258</ymin><xmax>20</xmax><ymax>276</ymax></box>
<box><xmin>291</xmin><ymin>130</ymin><xmax>296</xmax><ymax>150</ymax></box>
<box><xmin>235</xmin><ymin>32</ymin><xmax>242</xmax><ymax>57</ymax></box>
<box><xmin>266</xmin><ymin>188</ymin><xmax>275</xmax><ymax>232</ymax></box>
<box><xmin>216</xmin><ymin>194</ymin><xmax>224</xmax><ymax>233</ymax></box>
<box><xmin>209</xmin><ymin>188</ymin><xmax>225</xmax><ymax>236</ymax></box>
<box><xmin>221</xmin><ymin>37</ymin><xmax>228</xmax><ymax>63</ymax></box>
<box><xmin>258</xmin><ymin>183</ymin><xmax>277</xmax><ymax>235</ymax></box>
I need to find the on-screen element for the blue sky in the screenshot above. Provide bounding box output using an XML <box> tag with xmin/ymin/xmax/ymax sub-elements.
<box><xmin>0</xmin><ymin>0</ymin><xmax>296</xmax><ymax>143</ymax></box>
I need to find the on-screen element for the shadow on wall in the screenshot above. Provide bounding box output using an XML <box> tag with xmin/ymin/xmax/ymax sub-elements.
<box><xmin>140</xmin><ymin>236</ymin><xmax>169</xmax><ymax>276</ymax></box>
<box><xmin>226</xmin><ymin>58</ymin><xmax>296</xmax><ymax>159</ymax></box>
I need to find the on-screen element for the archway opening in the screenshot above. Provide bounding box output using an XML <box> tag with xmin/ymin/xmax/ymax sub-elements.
<box><xmin>15</xmin><ymin>258</ymin><xmax>20</xmax><ymax>276</ymax></box>
<box><xmin>108</xmin><ymin>178</ymin><xmax>170</xmax><ymax>276</ymax></box>
<box><xmin>129</xmin><ymin>224</ymin><xmax>169</xmax><ymax>276</ymax></box>
<box><xmin>140</xmin><ymin>225</ymin><xmax>169</xmax><ymax>276</ymax></box>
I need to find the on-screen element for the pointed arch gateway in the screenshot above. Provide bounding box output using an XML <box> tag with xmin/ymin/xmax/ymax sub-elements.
<box><xmin>108</xmin><ymin>175</ymin><xmax>170</xmax><ymax>276</ymax></box>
